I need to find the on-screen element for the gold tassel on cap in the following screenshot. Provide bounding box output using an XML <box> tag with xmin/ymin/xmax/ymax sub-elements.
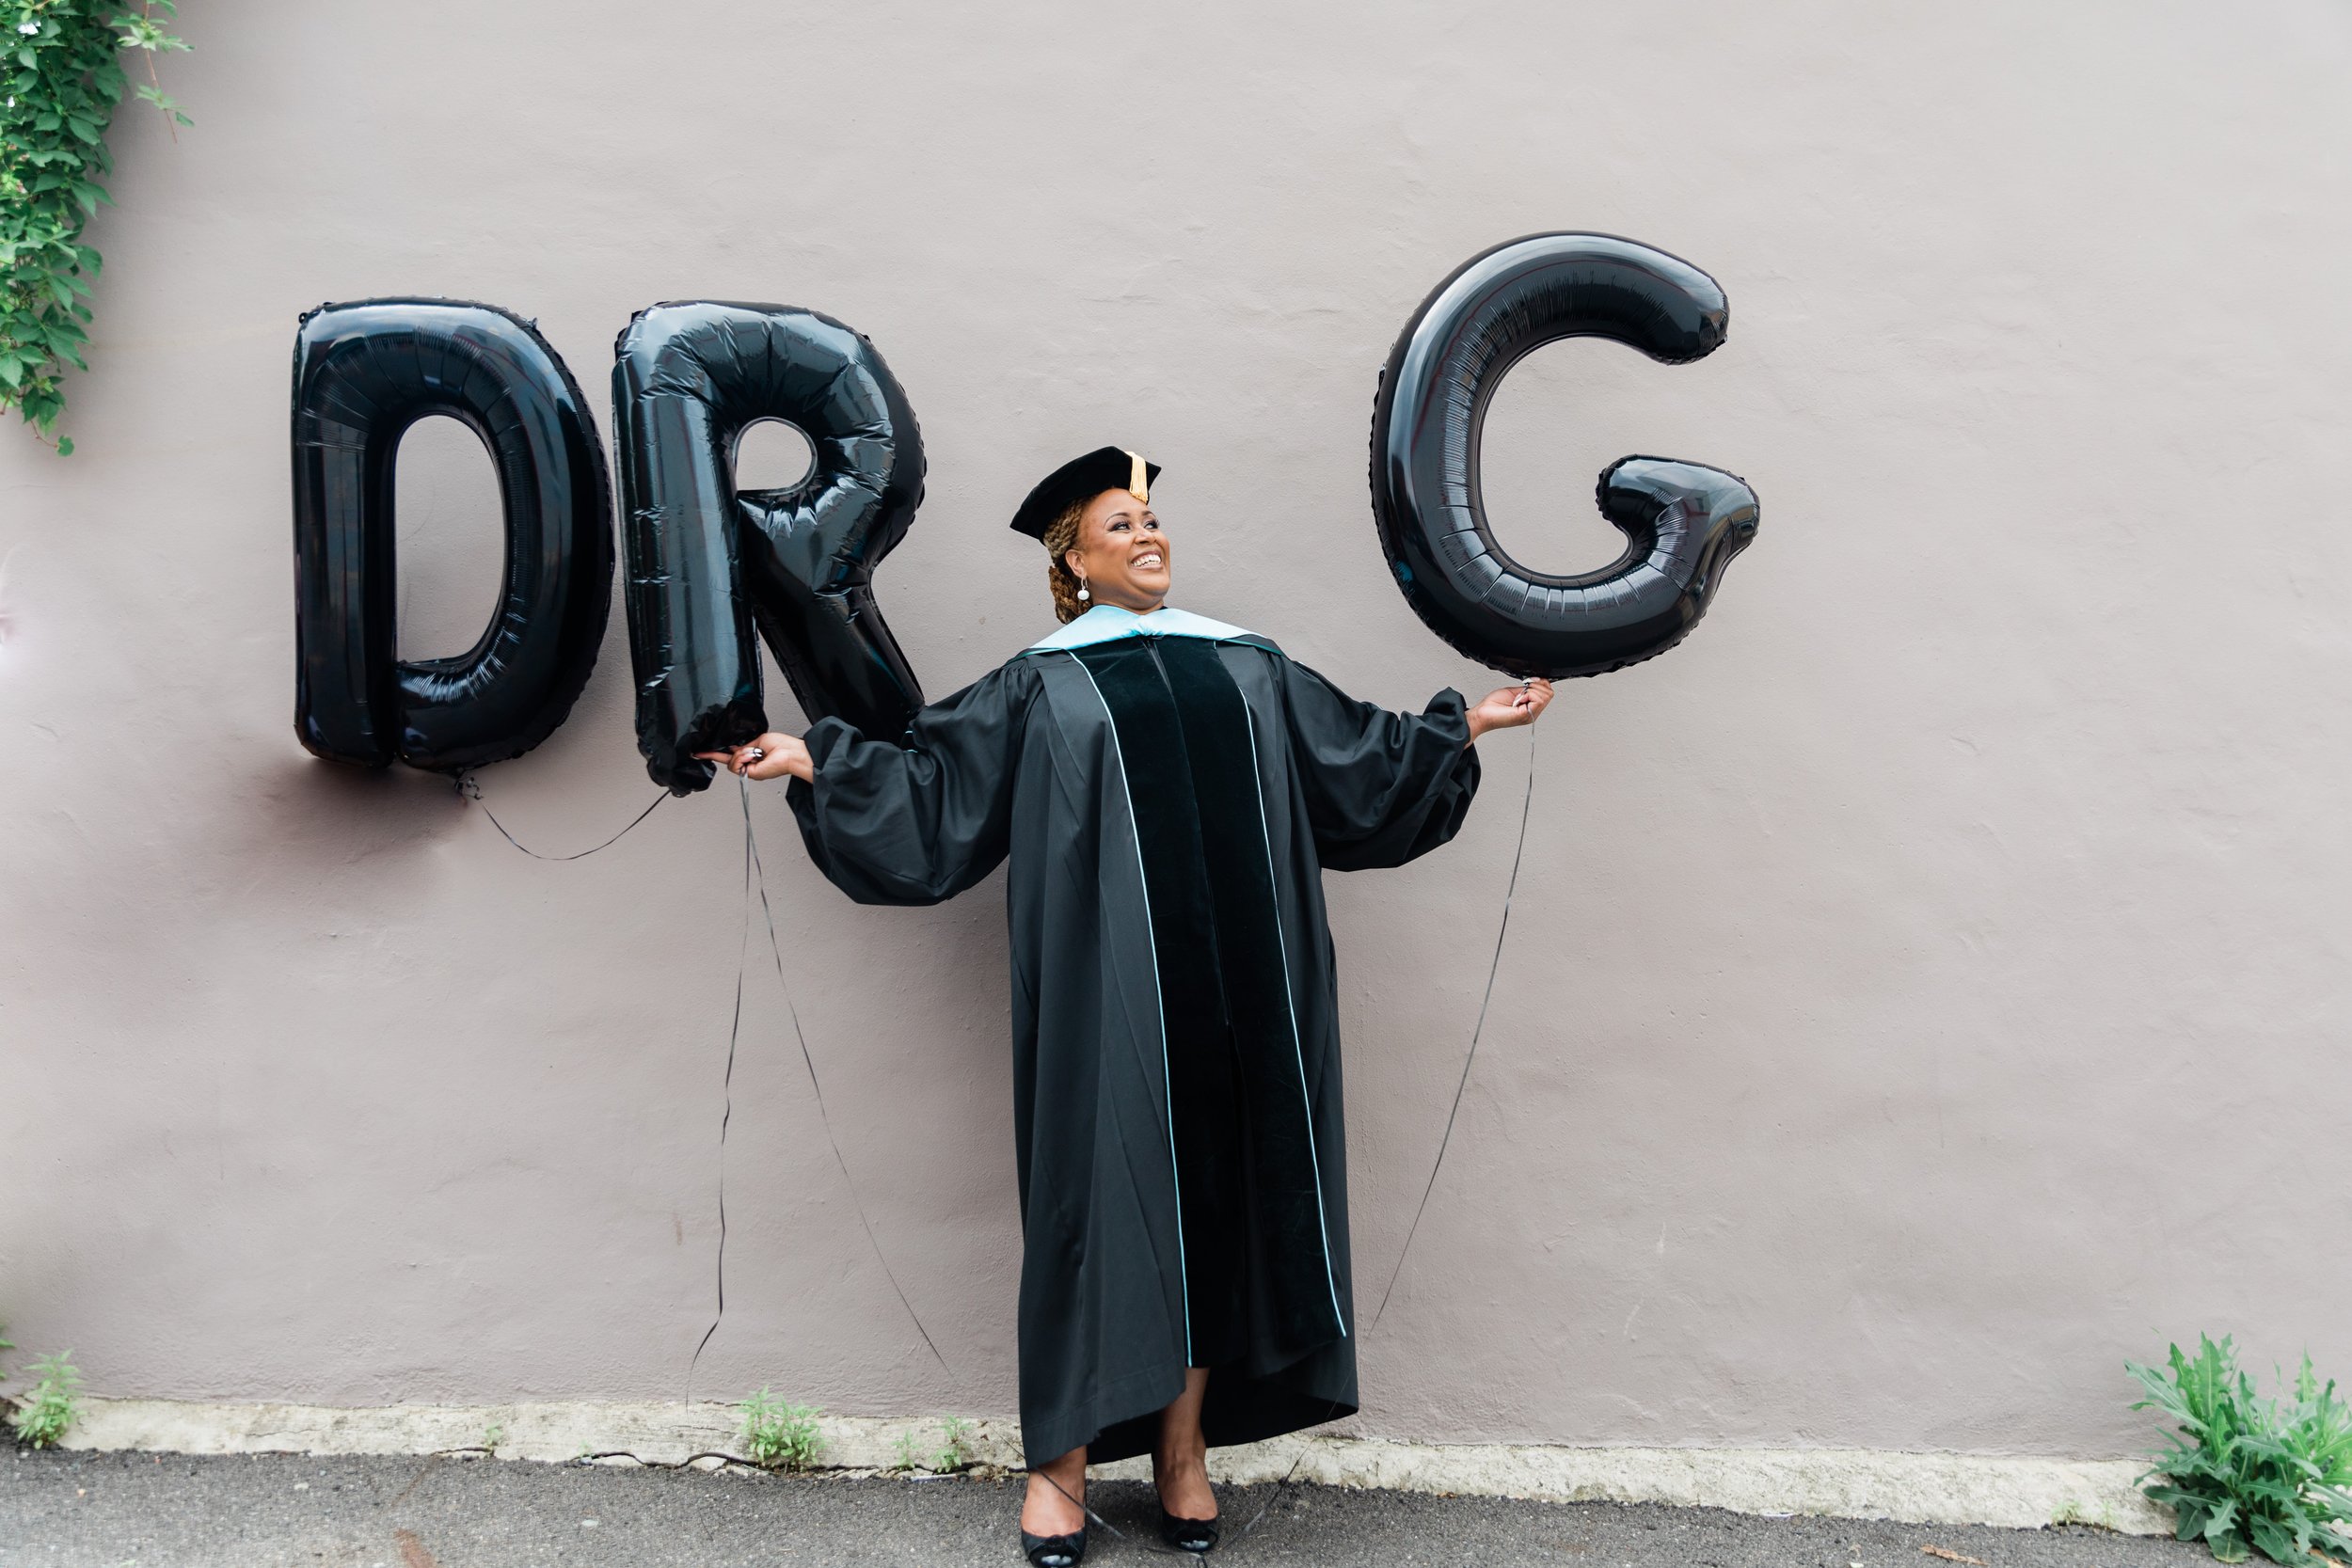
<box><xmin>1123</xmin><ymin>449</ymin><xmax>1150</xmax><ymax>504</ymax></box>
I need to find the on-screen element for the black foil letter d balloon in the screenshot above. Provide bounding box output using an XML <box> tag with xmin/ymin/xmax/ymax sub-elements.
<box><xmin>613</xmin><ymin>303</ymin><xmax>927</xmax><ymax>794</ymax></box>
<box><xmin>1372</xmin><ymin>233</ymin><xmax>1760</xmax><ymax>677</ymax></box>
<box><xmin>290</xmin><ymin>299</ymin><xmax>614</xmax><ymax>771</ymax></box>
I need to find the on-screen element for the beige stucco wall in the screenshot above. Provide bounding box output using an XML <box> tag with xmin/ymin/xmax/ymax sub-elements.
<box><xmin>4</xmin><ymin>0</ymin><xmax>2347</xmax><ymax>1462</ymax></box>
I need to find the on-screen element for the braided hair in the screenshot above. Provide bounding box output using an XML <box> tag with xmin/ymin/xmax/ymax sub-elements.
<box><xmin>1041</xmin><ymin>499</ymin><xmax>1091</xmax><ymax>624</ymax></box>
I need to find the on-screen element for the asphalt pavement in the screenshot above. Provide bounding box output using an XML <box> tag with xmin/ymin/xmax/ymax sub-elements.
<box><xmin>4</xmin><ymin>1448</ymin><xmax>2217</xmax><ymax>1568</ymax></box>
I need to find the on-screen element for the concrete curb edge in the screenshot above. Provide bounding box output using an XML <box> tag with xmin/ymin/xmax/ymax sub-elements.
<box><xmin>56</xmin><ymin>1399</ymin><xmax>2173</xmax><ymax>1535</ymax></box>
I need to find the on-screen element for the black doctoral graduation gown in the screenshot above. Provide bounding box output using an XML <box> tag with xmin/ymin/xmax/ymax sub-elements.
<box><xmin>786</xmin><ymin>605</ymin><xmax>1481</xmax><ymax>1465</ymax></box>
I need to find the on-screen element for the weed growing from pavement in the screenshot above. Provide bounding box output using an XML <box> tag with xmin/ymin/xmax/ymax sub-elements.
<box><xmin>739</xmin><ymin>1389</ymin><xmax>823</xmax><ymax>1471</ymax></box>
<box><xmin>8</xmin><ymin>1349</ymin><xmax>83</xmax><ymax>1448</ymax></box>
<box><xmin>889</xmin><ymin>1417</ymin><xmax>975</xmax><ymax>1474</ymax></box>
<box><xmin>934</xmin><ymin>1416</ymin><xmax>974</xmax><ymax>1473</ymax></box>
<box><xmin>2049</xmin><ymin>1497</ymin><xmax>2119</xmax><ymax>1530</ymax></box>
<box><xmin>2128</xmin><ymin>1333</ymin><xmax>2352</xmax><ymax>1564</ymax></box>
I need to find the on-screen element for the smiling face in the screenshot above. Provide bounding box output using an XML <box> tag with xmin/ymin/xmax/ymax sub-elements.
<box><xmin>1062</xmin><ymin>486</ymin><xmax>1172</xmax><ymax>612</ymax></box>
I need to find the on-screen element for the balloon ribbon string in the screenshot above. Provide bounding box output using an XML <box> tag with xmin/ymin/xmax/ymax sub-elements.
<box><xmin>684</xmin><ymin>789</ymin><xmax>754</xmax><ymax>1402</ymax></box>
<box><xmin>463</xmin><ymin>772</ymin><xmax>668</xmax><ymax>861</ymax></box>
<box><xmin>1370</xmin><ymin>726</ymin><xmax>1537</xmax><ymax>1334</ymax></box>
<box><xmin>740</xmin><ymin>778</ymin><xmax>951</xmax><ymax>1373</ymax></box>
<box><xmin>1222</xmin><ymin>1394</ymin><xmax>1351</xmax><ymax>1554</ymax></box>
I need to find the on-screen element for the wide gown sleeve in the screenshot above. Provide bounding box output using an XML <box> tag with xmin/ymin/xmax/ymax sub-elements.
<box><xmin>1277</xmin><ymin>655</ymin><xmax>1483</xmax><ymax>872</ymax></box>
<box><xmin>784</xmin><ymin>661</ymin><xmax>1030</xmax><ymax>906</ymax></box>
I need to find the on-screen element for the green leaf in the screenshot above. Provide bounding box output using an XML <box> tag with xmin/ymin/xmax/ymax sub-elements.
<box><xmin>2246</xmin><ymin>1513</ymin><xmax>2301</xmax><ymax>1563</ymax></box>
<box><xmin>0</xmin><ymin>356</ymin><xmax>22</xmax><ymax>389</ymax></box>
<box><xmin>54</xmin><ymin>434</ymin><xmax>72</xmax><ymax>455</ymax></box>
<box><xmin>2164</xmin><ymin>1491</ymin><xmax>2215</xmax><ymax>1537</ymax></box>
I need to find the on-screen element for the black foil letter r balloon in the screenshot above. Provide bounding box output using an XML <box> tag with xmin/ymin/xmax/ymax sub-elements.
<box><xmin>613</xmin><ymin>302</ymin><xmax>926</xmax><ymax>794</ymax></box>
<box><xmin>1371</xmin><ymin>233</ymin><xmax>1760</xmax><ymax>678</ymax></box>
<box><xmin>290</xmin><ymin>299</ymin><xmax>614</xmax><ymax>771</ymax></box>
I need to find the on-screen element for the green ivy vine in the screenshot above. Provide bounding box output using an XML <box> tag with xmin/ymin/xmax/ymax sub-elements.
<box><xmin>0</xmin><ymin>0</ymin><xmax>187</xmax><ymax>455</ymax></box>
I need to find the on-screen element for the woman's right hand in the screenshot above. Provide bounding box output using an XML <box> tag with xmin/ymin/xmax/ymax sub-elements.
<box><xmin>693</xmin><ymin>731</ymin><xmax>812</xmax><ymax>783</ymax></box>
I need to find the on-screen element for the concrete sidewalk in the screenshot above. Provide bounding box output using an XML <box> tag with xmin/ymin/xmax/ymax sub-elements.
<box><xmin>3</xmin><ymin>1449</ymin><xmax>2214</xmax><ymax>1568</ymax></box>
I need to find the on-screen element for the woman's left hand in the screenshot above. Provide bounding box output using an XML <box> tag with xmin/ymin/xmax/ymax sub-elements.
<box><xmin>1465</xmin><ymin>677</ymin><xmax>1554</xmax><ymax>742</ymax></box>
<box><xmin>692</xmin><ymin>731</ymin><xmax>813</xmax><ymax>783</ymax></box>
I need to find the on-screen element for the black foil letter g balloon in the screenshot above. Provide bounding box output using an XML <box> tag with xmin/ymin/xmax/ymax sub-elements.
<box><xmin>1372</xmin><ymin>233</ymin><xmax>1760</xmax><ymax>678</ymax></box>
<box><xmin>290</xmin><ymin>299</ymin><xmax>614</xmax><ymax>771</ymax></box>
<box><xmin>613</xmin><ymin>302</ymin><xmax>926</xmax><ymax>794</ymax></box>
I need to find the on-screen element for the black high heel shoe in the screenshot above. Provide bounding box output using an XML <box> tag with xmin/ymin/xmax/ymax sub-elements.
<box><xmin>1019</xmin><ymin>1525</ymin><xmax>1088</xmax><ymax>1567</ymax></box>
<box><xmin>1158</xmin><ymin>1508</ymin><xmax>1221</xmax><ymax>1554</ymax></box>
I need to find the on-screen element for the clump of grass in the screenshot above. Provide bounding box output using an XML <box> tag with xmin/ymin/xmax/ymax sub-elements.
<box><xmin>739</xmin><ymin>1389</ymin><xmax>822</xmax><ymax>1471</ymax></box>
<box><xmin>8</xmin><ymin>1351</ymin><xmax>84</xmax><ymax>1449</ymax></box>
<box><xmin>2128</xmin><ymin>1334</ymin><xmax>2352</xmax><ymax>1564</ymax></box>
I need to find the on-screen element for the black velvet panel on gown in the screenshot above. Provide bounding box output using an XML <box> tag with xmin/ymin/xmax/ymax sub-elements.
<box><xmin>1072</xmin><ymin>637</ymin><xmax>1345</xmax><ymax>1372</ymax></box>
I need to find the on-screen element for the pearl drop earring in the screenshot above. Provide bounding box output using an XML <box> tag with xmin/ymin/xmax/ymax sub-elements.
<box><xmin>1076</xmin><ymin>580</ymin><xmax>1090</xmax><ymax>601</ymax></box>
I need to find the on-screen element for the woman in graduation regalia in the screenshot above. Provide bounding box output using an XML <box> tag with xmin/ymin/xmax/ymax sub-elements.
<box><xmin>702</xmin><ymin>448</ymin><xmax>1552</xmax><ymax>1566</ymax></box>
